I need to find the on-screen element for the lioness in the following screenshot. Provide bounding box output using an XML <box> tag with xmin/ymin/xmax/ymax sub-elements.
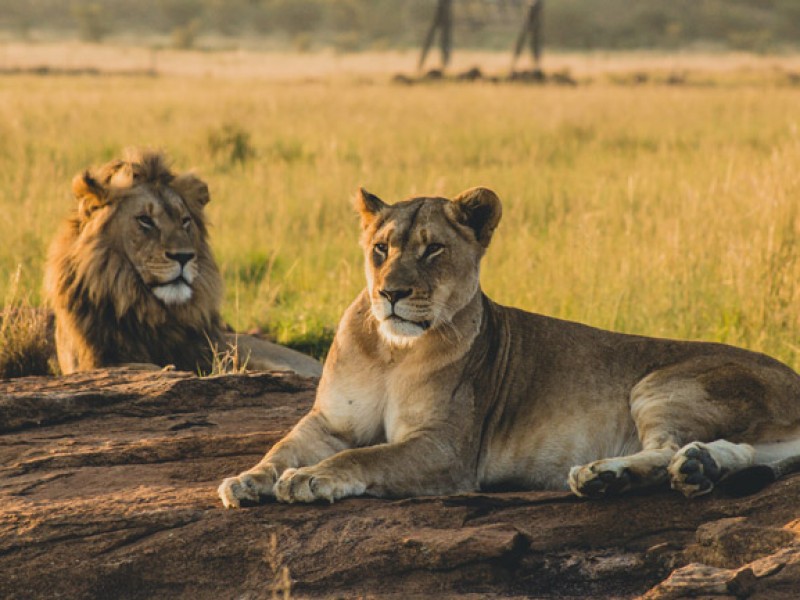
<box><xmin>219</xmin><ymin>187</ymin><xmax>800</xmax><ymax>507</ymax></box>
<box><xmin>45</xmin><ymin>150</ymin><xmax>321</xmax><ymax>378</ymax></box>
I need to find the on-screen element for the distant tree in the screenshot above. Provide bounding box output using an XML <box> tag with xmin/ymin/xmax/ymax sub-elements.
<box><xmin>159</xmin><ymin>0</ymin><xmax>200</xmax><ymax>46</ymax></box>
<box><xmin>269</xmin><ymin>0</ymin><xmax>323</xmax><ymax>36</ymax></box>
<box><xmin>419</xmin><ymin>0</ymin><xmax>452</xmax><ymax>70</ymax></box>
<box><xmin>0</xmin><ymin>2</ymin><xmax>34</xmax><ymax>39</ymax></box>
<box><xmin>71</xmin><ymin>2</ymin><xmax>111</xmax><ymax>42</ymax></box>
<box><xmin>171</xmin><ymin>19</ymin><xmax>200</xmax><ymax>49</ymax></box>
<box><xmin>1</xmin><ymin>0</ymin><xmax>798</xmax><ymax>53</ymax></box>
<box><xmin>160</xmin><ymin>0</ymin><xmax>199</xmax><ymax>31</ymax></box>
<box><xmin>206</xmin><ymin>0</ymin><xmax>248</xmax><ymax>37</ymax></box>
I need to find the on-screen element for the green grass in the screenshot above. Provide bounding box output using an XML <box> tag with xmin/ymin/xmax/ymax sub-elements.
<box><xmin>0</xmin><ymin>73</ymin><xmax>798</xmax><ymax>370</ymax></box>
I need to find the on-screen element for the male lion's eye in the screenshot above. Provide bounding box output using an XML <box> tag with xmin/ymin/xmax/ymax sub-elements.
<box><xmin>182</xmin><ymin>216</ymin><xmax>192</xmax><ymax>230</ymax></box>
<box><xmin>136</xmin><ymin>215</ymin><xmax>155</xmax><ymax>230</ymax></box>
<box><xmin>422</xmin><ymin>243</ymin><xmax>445</xmax><ymax>260</ymax></box>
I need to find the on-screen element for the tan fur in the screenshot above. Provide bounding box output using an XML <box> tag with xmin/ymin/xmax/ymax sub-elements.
<box><xmin>46</xmin><ymin>150</ymin><xmax>322</xmax><ymax>378</ymax></box>
<box><xmin>218</xmin><ymin>187</ymin><xmax>800</xmax><ymax>507</ymax></box>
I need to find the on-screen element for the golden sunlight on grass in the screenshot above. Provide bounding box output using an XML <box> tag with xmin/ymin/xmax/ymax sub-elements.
<box><xmin>0</xmin><ymin>50</ymin><xmax>797</xmax><ymax>367</ymax></box>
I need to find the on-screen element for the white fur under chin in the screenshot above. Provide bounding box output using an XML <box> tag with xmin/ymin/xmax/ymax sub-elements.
<box><xmin>378</xmin><ymin>319</ymin><xmax>425</xmax><ymax>348</ymax></box>
<box><xmin>153</xmin><ymin>282</ymin><xmax>193</xmax><ymax>305</ymax></box>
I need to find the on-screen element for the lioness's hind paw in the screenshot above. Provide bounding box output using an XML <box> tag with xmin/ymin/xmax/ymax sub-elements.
<box><xmin>669</xmin><ymin>443</ymin><xmax>721</xmax><ymax>498</ymax></box>
<box><xmin>568</xmin><ymin>460</ymin><xmax>633</xmax><ymax>498</ymax></box>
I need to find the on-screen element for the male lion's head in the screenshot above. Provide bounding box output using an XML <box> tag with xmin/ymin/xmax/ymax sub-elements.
<box><xmin>355</xmin><ymin>187</ymin><xmax>502</xmax><ymax>347</ymax></box>
<box><xmin>67</xmin><ymin>150</ymin><xmax>218</xmax><ymax>307</ymax></box>
<box><xmin>46</xmin><ymin>150</ymin><xmax>224</xmax><ymax>373</ymax></box>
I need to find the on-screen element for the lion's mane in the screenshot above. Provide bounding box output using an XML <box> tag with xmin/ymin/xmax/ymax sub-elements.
<box><xmin>45</xmin><ymin>150</ymin><xmax>225</xmax><ymax>373</ymax></box>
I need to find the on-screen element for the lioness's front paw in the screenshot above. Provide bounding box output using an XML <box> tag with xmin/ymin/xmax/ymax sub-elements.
<box><xmin>274</xmin><ymin>467</ymin><xmax>364</xmax><ymax>504</ymax></box>
<box><xmin>668</xmin><ymin>443</ymin><xmax>721</xmax><ymax>498</ymax></box>
<box><xmin>217</xmin><ymin>467</ymin><xmax>278</xmax><ymax>509</ymax></box>
<box><xmin>568</xmin><ymin>459</ymin><xmax>633</xmax><ymax>498</ymax></box>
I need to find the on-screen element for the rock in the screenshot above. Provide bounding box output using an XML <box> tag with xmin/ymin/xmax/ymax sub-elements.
<box><xmin>1</xmin><ymin>369</ymin><xmax>799</xmax><ymax>599</ymax></box>
<box><xmin>684</xmin><ymin>517</ymin><xmax>797</xmax><ymax>568</ymax></box>
<box><xmin>642</xmin><ymin>563</ymin><xmax>758</xmax><ymax>599</ymax></box>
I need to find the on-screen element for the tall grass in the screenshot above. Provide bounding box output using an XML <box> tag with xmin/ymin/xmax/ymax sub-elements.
<box><xmin>0</xmin><ymin>266</ymin><xmax>55</xmax><ymax>377</ymax></box>
<box><xmin>0</xmin><ymin>73</ymin><xmax>797</xmax><ymax>369</ymax></box>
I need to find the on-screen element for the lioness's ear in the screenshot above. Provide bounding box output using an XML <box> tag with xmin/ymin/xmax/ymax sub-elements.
<box><xmin>448</xmin><ymin>187</ymin><xmax>502</xmax><ymax>248</ymax></box>
<box><xmin>354</xmin><ymin>187</ymin><xmax>387</xmax><ymax>228</ymax></box>
<box><xmin>172</xmin><ymin>173</ymin><xmax>210</xmax><ymax>207</ymax></box>
<box><xmin>72</xmin><ymin>171</ymin><xmax>108</xmax><ymax>220</ymax></box>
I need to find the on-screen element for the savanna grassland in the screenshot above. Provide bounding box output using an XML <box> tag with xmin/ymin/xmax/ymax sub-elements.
<box><xmin>0</xmin><ymin>51</ymin><xmax>798</xmax><ymax>369</ymax></box>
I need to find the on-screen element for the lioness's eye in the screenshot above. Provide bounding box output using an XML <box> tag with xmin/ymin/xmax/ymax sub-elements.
<box><xmin>137</xmin><ymin>215</ymin><xmax>155</xmax><ymax>230</ymax></box>
<box><xmin>182</xmin><ymin>216</ymin><xmax>192</xmax><ymax>230</ymax></box>
<box><xmin>422</xmin><ymin>243</ymin><xmax>445</xmax><ymax>260</ymax></box>
<box><xmin>374</xmin><ymin>243</ymin><xmax>388</xmax><ymax>256</ymax></box>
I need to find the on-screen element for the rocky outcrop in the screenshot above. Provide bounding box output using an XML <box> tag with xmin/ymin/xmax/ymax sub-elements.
<box><xmin>2</xmin><ymin>369</ymin><xmax>799</xmax><ymax>599</ymax></box>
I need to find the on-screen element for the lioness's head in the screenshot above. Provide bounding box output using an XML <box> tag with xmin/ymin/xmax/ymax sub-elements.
<box><xmin>70</xmin><ymin>150</ymin><xmax>217</xmax><ymax>307</ymax></box>
<box><xmin>355</xmin><ymin>187</ymin><xmax>502</xmax><ymax>347</ymax></box>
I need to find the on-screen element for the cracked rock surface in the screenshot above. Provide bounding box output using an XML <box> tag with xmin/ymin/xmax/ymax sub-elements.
<box><xmin>2</xmin><ymin>368</ymin><xmax>799</xmax><ymax>599</ymax></box>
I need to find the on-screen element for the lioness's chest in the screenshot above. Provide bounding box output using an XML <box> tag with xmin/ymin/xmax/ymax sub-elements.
<box><xmin>319</xmin><ymin>370</ymin><xmax>387</xmax><ymax>445</ymax></box>
<box><xmin>320</xmin><ymin>358</ymin><xmax>452</xmax><ymax>446</ymax></box>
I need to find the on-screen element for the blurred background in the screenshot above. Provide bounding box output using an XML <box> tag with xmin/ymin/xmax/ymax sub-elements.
<box><xmin>1</xmin><ymin>0</ymin><xmax>799</xmax><ymax>54</ymax></box>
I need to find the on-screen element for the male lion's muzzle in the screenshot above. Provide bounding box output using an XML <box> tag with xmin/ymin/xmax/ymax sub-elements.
<box><xmin>147</xmin><ymin>251</ymin><xmax>199</xmax><ymax>305</ymax></box>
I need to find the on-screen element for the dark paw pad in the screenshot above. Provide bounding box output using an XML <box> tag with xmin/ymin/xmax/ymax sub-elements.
<box><xmin>671</xmin><ymin>444</ymin><xmax>725</xmax><ymax>497</ymax></box>
<box><xmin>680</xmin><ymin>446</ymin><xmax>722</xmax><ymax>483</ymax></box>
<box><xmin>579</xmin><ymin>468</ymin><xmax>631</xmax><ymax>497</ymax></box>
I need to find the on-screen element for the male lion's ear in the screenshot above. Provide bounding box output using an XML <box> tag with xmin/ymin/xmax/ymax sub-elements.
<box><xmin>448</xmin><ymin>187</ymin><xmax>502</xmax><ymax>248</ymax></box>
<box><xmin>354</xmin><ymin>187</ymin><xmax>387</xmax><ymax>228</ymax></box>
<box><xmin>172</xmin><ymin>173</ymin><xmax>210</xmax><ymax>207</ymax></box>
<box><xmin>72</xmin><ymin>171</ymin><xmax>108</xmax><ymax>220</ymax></box>
<box><xmin>107</xmin><ymin>162</ymin><xmax>134</xmax><ymax>189</ymax></box>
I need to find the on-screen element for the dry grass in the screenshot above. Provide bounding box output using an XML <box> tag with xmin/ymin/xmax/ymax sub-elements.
<box><xmin>0</xmin><ymin>267</ymin><xmax>55</xmax><ymax>378</ymax></box>
<box><xmin>205</xmin><ymin>334</ymin><xmax>250</xmax><ymax>377</ymax></box>
<box><xmin>265</xmin><ymin>532</ymin><xmax>292</xmax><ymax>600</ymax></box>
<box><xmin>0</xmin><ymin>47</ymin><xmax>798</xmax><ymax>373</ymax></box>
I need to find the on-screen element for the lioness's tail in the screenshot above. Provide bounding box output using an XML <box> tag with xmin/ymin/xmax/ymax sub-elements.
<box><xmin>719</xmin><ymin>439</ymin><xmax>800</xmax><ymax>497</ymax></box>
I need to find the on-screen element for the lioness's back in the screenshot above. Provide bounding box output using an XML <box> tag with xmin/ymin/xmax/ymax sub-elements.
<box><xmin>476</xmin><ymin>298</ymin><xmax>800</xmax><ymax>490</ymax></box>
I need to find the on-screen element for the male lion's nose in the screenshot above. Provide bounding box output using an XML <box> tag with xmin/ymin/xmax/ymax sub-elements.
<box><xmin>166</xmin><ymin>251</ymin><xmax>196</xmax><ymax>267</ymax></box>
<box><xmin>379</xmin><ymin>288</ymin><xmax>412</xmax><ymax>305</ymax></box>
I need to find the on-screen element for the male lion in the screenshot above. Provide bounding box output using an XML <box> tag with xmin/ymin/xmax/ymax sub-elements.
<box><xmin>218</xmin><ymin>187</ymin><xmax>800</xmax><ymax>507</ymax></box>
<box><xmin>45</xmin><ymin>150</ymin><xmax>321</xmax><ymax>378</ymax></box>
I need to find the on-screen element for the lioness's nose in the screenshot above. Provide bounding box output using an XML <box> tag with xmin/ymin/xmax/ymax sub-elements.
<box><xmin>166</xmin><ymin>251</ymin><xmax>195</xmax><ymax>267</ymax></box>
<box><xmin>379</xmin><ymin>288</ymin><xmax>412</xmax><ymax>304</ymax></box>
